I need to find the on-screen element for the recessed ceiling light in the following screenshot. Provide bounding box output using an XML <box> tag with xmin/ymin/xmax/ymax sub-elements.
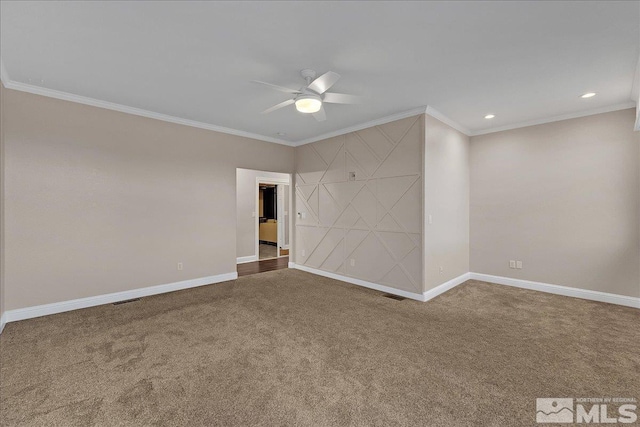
<box><xmin>581</xmin><ymin>92</ymin><xmax>596</xmax><ymax>98</ymax></box>
<box><xmin>484</xmin><ymin>114</ymin><xmax>495</xmax><ymax>119</ymax></box>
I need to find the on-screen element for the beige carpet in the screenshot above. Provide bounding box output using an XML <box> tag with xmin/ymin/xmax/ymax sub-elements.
<box><xmin>1</xmin><ymin>269</ymin><xmax>638</xmax><ymax>426</ymax></box>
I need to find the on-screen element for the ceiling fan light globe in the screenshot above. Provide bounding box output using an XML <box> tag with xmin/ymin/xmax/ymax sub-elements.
<box><xmin>295</xmin><ymin>96</ymin><xmax>322</xmax><ymax>113</ymax></box>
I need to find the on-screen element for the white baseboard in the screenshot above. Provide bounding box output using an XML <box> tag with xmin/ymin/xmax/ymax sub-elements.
<box><xmin>2</xmin><ymin>268</ymin><xmax>634</xmax><ymax>334</ymax></box>
<box><xmin>290</xmin><ymin>263</ymin><xmax>426</xmax><ymax>301</ymax></box>
<box><xmin>423</xmin><ymin>273</ymin><xmax>471</xmax><ymax>302</ymax></box>
<box><xmin>288</xmin><ymin>266</ymin><xmax>639</xmax><ymax>309</ymax></box>
<box><xmin>236</xmin><ymin>255</ymin><xmax>258</xmax><ymax>264</ymax></box>
<box><xmin>470</xmin><ymin>273</ymin><xmax>640</xmax><ymax>309</ymax></box>
<box><xmin>3</xmin><ymin>272</ymin><xmax>238</xmax><ymax>324</ymax></box>
<box><xmin>0</xmin><ymin>312</ymin><xmax>6</xmax><ymax>335</ymax></box>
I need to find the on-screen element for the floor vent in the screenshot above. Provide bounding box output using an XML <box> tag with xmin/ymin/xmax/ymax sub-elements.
<box><xmin>113</xmin><ymin>298</ymin><xmax>141</xmax><ymax>306</ymax></box>
<box><xmin>382</xmin><ymin>293</ymin><xmax>406</xmax><ymax>301</ymax></box>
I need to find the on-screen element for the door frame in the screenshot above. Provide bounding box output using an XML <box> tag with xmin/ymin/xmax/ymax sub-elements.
<box><xmin>255</xmin><ymin>176</ymin><xmax>291</xmax><ymax>260</ymax></box>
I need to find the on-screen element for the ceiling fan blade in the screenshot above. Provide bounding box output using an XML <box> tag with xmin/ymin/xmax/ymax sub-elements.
<box><xmin>307</xmin><ymin>71</ymin><xmax>340</xmax><ymax>94</ymax></box>
<box><xmin>323</xmin><ymin>92</ymin><xmax>362</xmax><ymax>104</ymax></box>
<box><xmin>252</xmin><ymin>80</ymin><xmax>301</xmax><ymax>94</ymax></box>
<box><xmin>312</xmin><ymin>105</ymin><xmax>327</xmax><ymax>122</ymax></box>
<box><xmin>261</xmin><ymin>99</ymin><xmax>294</xmax><ymax>114</ymax></box>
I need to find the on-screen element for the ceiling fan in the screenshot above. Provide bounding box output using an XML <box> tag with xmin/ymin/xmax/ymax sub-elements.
<box><xmin>252</xmin><ymin>69</ymin><xmax>360</xmax><ymax>122</ymax></box>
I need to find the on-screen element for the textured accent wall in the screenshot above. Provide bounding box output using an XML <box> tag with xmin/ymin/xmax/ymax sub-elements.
<box><xmin>295</xmin><ymin>115</ymin><xmax>424</xmax><ymax>294</ymax></box>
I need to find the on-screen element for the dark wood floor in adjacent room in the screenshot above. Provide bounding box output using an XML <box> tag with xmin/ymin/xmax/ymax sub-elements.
<box><xmin>237</xmin><ymin>257</ymin><xmax>289</xmax><ymax>277</ymax></box>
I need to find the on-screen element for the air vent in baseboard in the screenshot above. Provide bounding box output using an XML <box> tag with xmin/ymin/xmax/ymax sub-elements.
<box><xmin>382</xmin><ymin>293</ymin><xmax>406</xmax><ymax>301</ymax></box>
<box><xmin>112</xmin><ymin>298</ymin><xmax>141</xmax><ymax>306</ymax></box>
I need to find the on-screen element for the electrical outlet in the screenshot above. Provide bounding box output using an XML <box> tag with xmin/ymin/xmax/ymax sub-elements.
<box><xmin>516</xmin><ymin>260</ymin><xmax>523</xmax><ymax>269</ymax></box>
<box><xmin>439</xmin><ymin>266</ymin><xmax>443</xmax><ymax>273</ymax></box>
<box><xmin>509</xmin><ymin>260</ymin><xmax>516</xmax><ymax>269</ymax></box>
<box><xmin>177</xmin><ymin>262</ymin><xmax>183</xmax><ymax>271</ymax></box>
<box><xmin>350</xmin><ymin>259</ymin><xmax>355</xmax><ymax>267</ymax></box>
<box><xmin>301</xmin><ymin>249</ymin><xmax>305</xmax><ymax>257</ymax></box>
<box><xmin>428</xmin><ymin>215</ymin><xmax>433</xmax><ymax>225</ymax></box>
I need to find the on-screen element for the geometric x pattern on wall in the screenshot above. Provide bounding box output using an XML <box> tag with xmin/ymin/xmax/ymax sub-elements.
<box><xmin>295</xmin><ymin>115</ymin><xmax>423</xmax><ymax>293</ymax></box>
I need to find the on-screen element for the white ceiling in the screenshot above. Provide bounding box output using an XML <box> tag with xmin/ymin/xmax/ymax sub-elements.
<box><xmin>1</xmin><ymin>1</ymin><xmax>638</xmax><ymax>145</ymax></box>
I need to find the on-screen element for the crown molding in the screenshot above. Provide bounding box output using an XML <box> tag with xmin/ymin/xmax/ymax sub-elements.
<box><xmin>1</xmin><ymin>75</ymin><xmax>294</xmax><ymax>147</ymax></box>
<box><xmin>3</xmin><ymin>55</ymin><xmax>637</xmax><ymax>143</ymax></box>
<box><xmin>425</xmin><ymin>106</ymin><xmax>471</xmax><ymax>136</ymax></box>
<box><xmin>471</xmin><ymin>102</ymin><xmax>637</xmax><ymax>137</ymax></box>
<box><xmin>294</xmin><ymin>106</ymin><xmax>428</xmax><ymax>146</ymax></box>
<box><xmin>3</xmin><ymin>61</ymin><xmax>431</xmax><ymax>146</ymax></box>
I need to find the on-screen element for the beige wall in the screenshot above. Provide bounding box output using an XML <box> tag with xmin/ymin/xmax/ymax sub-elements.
<box><xmin>295</xmin><ymin>115</ymin><xmax>424</xmax><ymax>294</ymax></box>
<box><xmin>424</xmin><ymin>115</ymin><xmax>470</xmax><ymax>291</ymax></box>
<box><xmin>470</xmin><ymin>108</ymin><xmax>640</xmax><ymax>298</ymax></box>
<box><xmin>3</xmin><ymin>88</ymin><xmax>294</xmax><ymax>310</ymax></box>
<box><xmin>236</xmin><ymin>168</ymin><xmax>289</xmax><ymax>260</ymax></box>
<box><xmin>0</xmin><ymin>83</ymin><xmax>5</xmax><ymax>321</ymax></box>
<box><xmin>3</xmin><ymin>84</ymin><xmax>637</xmax><ymax>314</ymax></box>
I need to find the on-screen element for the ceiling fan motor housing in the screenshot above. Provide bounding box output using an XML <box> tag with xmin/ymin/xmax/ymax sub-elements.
<box><xmin>300</xmin><ymin>69</ymin><xmax>317</xmax><ymax>84</ymax></box>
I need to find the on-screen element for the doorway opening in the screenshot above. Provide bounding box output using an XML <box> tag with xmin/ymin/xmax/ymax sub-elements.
<box><xmin>236</xmin><ymin>169</ymin><xmax>291</xmax><ymax>268</ymax></box>
<box><xmin>257</xmin><ymin>181</ymin><xmax>290</xmax><ymax>260</ymax></box>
